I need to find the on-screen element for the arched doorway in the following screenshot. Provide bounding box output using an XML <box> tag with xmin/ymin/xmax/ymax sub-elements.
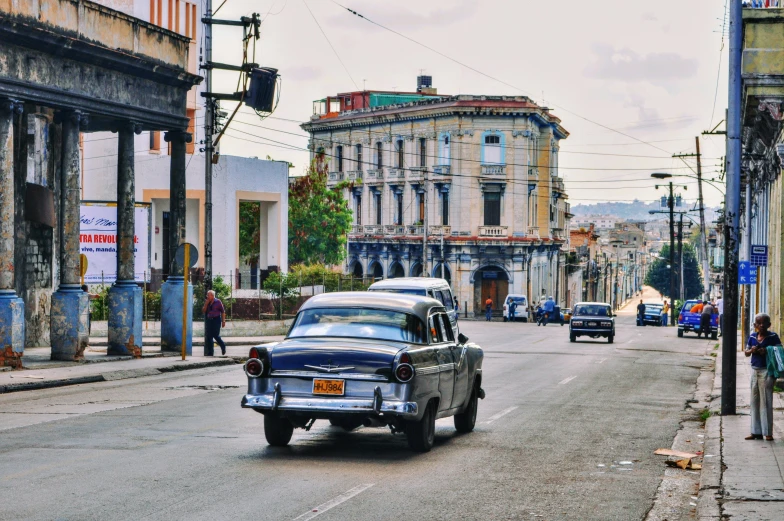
<box><xmin>389</xmin><ymin>261</ymin><xmax>405</xmax><ymax>279</ymax></box>
<box><xmin>410</xmin><ymin>262</ymin><xmax>423</xmax><ymax>278</ymax></box>
<box><xmin>432</xmin><ymin>264</ymin><xmax>452</xmax><ymax>286</ymax></box>
<box><xmin>369</xmin><ymin>261</ymin><xmax>383</xmax><ymax>281</ymax></box>
<box><xmin>350</xmin><ymin>261</ymin><xmax>363</xmax><ymax>278</ymax></box>
<box><xmin>473</xmin><ymin>266</ymin><xmax>509</xmax><ymax>317</ymax></box>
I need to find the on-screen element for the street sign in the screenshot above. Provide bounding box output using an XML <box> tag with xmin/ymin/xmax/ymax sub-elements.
<box><xmin>750</xmin><ymin>245</ymin><xmax>768</xmax><ymax>267</ymax></box>
<box><xmin>739</xmin><ymin>261</ymin><xmax>758</xmax><ymax>285</ymax></box>
<box><xmin>173</xmin><ymin>243</ymin><xmax>198</xmax><ymax>271</ymax></box>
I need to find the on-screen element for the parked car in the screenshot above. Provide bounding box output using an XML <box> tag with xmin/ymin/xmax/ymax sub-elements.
<box><xmin>569</xmin><ymin>302</ymin><xmax>615</xmax><ymax>343</ymax></box>
<box><xmin>642</xmin><ymin>303</ymin><xmax>664</xmax><ymax>326</ymax></box>
<box><xmin>502</xmin><ymin>294</ymin><xmax>529</xmax><ymax>322</ymax></box>
<box><xmin>241</xmin><ymin>292</ymin><xmax>485</xmax><ymax>452</ymax></box>
<box><xmin>562</xmin><ymin>308</ymin><xmax>572</xmax><ymax>322</ymax></box>
<box><xmin>678</xmin><ymin>299</ymin><xmax>718</xmax><ymax>339</ymax></box>
<box><xmin>369</xmin><ymin>278</ymin><xmax>457</xmax><ymax>333</ymax></box>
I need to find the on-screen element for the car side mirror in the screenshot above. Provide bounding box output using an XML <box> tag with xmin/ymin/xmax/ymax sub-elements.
<box><xmin>458</xmin><ymin>333</ymin><xmax>469</xmax><ymax>344</ymax></box>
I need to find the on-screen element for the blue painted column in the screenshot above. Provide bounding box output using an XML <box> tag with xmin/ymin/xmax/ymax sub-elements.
<box><xmin>108</xmin><ymin>123</ymin><xmax>143</xmax><ymax>356</ymax></box>
<box><xmin>0</xmin><ymin>99</ymin><xmax>24</xmax><ymax>367</ymax></box>
<box><xmin>160</xmin><ymin>130</ymin><xmax>193</xmax><ymax>354</ymax></box>
<box><xmin>51</xmin><ymin>111</ymin><xmax>90</xmax><ymax>361</ymax></box>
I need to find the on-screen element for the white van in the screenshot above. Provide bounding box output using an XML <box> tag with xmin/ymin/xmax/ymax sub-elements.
<box><xmin>368</xmin><ymin>278</ymin><xmax>458</xmax><ymax>333</ymax></box>
<box><xmin>502</xmin><ymin>294</ymin><xmax>529</xmax><ymax>322</ymax></box>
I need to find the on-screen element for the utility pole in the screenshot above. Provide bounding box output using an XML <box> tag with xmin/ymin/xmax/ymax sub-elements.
<box><xmin>203</xmin><ymin>0</ymin><xmax>214</xmax><ymax>292</ymax></box>
<box><xmin>667</xmin><ymin>182</ymin><xmax>676</xmax><ymax>324</ymax></box>
<box><xmin>695</xmin><ymin>137</ymin><xmax>710</xmax><ymax>300</ymax></box>
<box><xmin>678</xmin><ymin>215</ymin><xmax>684</xmax><ymax>301</ymax></box>
<box><xmin>722</xmin><ymin>0</ymin><xmax>742</xmax><ymax>416</ymax></box>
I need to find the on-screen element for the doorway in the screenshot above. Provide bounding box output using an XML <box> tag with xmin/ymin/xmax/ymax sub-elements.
<box><xmin>474</xmin><ymin>266</ymin><xmax>509</xmax><ymax>317</ymax></box>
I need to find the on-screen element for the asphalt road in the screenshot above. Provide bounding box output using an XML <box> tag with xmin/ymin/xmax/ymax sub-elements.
<box><xmin>0</xmin><ymin>307</ymin><xmax>715</xmax><ymax>521</ymax></box>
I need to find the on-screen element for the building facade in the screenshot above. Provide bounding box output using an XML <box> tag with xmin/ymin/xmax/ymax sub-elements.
<box><xmin>302</xmin><ymin>87</ymin><xmax>571</xmax><ymax>316</ymax></box>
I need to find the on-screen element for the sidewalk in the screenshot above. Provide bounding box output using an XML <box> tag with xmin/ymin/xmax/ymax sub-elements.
<box><xmin>701</xmin><ymin>340</ymin><xmax>784</xmax><ymax>519</ymax></box>
<box><xmin>88</xmin><ymin>318</ymin><xmax>292</xmax><ymax>338</ymax></box>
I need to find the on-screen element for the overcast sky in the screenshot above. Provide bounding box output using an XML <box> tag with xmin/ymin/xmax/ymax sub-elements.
<box><xmin>210</xmin><ymin>0</ymin><xmax>729</xmax><ymax>208</ymax></box>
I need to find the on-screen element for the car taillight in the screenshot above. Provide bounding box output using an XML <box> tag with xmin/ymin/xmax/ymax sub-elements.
<box><xmin>249</xmin><ymin>347</ymin><xmax>261</xmax><ymax>359</ymax></box>
<box><xmin>395</xmin><ymin>363</ymin><xmax>414</xmax><ymax>382</ymax></box>
<box><xmin>400</xmin><ymin>352</ymin><xmax>411</xmax><ymax>364</ymax></box>
<box><xmin>679</xmin><ymin>314</ymin><xmax>683</xmax><ymax>322</ymax></box>
<box><xmin>245</xmin><ymin>358</ymin><xmax>264</xmax><ymax>378</ymax></box>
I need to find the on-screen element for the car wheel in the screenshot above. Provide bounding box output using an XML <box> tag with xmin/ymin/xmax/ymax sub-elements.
<box><xmin>407</xmin><ymin>402</ymin><xmax>436</xmax><ymax>452</ymax></box>
<box><xmin>454</xmin><ymin>387</ymin><xmax>478</xmax><ymax>433</ymax></box>
<box><xmin>677</xmin><ymin>329</ymin><xmax>684</xmax><ymax>338</ymax></box>
<box><xmin>608</xmin><ymin>334</ymin><xmax>614</xmax><ymax>344</ymax></box>
<box><xmin>522</xmin><ymin>317</ymin><xmax>528</xmax><ymax>323</ymax></box>
<box><xmin>264</xmin><ymin>413</ymin><xmax>294</xmax><ymax>447</ymax></box>
<box><xmin>570</xmin><ymin>333</ymin><xmax>576</xmax><ymax>343</ymax></box>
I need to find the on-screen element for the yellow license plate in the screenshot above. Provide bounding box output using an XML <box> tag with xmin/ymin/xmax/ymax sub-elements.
<box><xmin>312</xmin><ymin>379</ymin><xmax>345</xmax><ymax>396</ymax></box>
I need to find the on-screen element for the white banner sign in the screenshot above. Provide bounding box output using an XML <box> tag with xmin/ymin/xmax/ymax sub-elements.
<box><xmin>79</xmin><ymin>203</ymin><xmax>151</xmax><ymax>283</ymax></box>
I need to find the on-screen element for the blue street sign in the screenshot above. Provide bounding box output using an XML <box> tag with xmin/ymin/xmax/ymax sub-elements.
<box><xmin>739</xmin><ymin>261</ymin><xmax>758</xmax><ymax>285</ymax></box>
<box><xmin>750</xmin><ymin>245</ymin><xmax>768</xmax><ymax>267</ymax></box>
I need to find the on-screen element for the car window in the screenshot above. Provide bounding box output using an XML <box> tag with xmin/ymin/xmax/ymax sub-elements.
<box><xmin>429</xmin><ymin>315</ymin><xmax>444</xmax><ymax>343</ymax></box>
<box><xmin>573</xmin><ymin>304</ymin><xmax>611</xmax><ymax>317</ymax></box>
<box><xmin>439</xmin><ymin>290</ymin><xmax>454</xmax><ymax>310</ymax></box>
<box><xmin>289</xmin><ymin>308</ymin><xmax>426</xmax><ymax>343</ymax></box>
<box><xmin>369</xmin><ymin>288</ymin><xmax>427</xmax><ymax>296</ymax></box>
<box><xmin>439</xmin><ymin>314</ymin><xmax>455</xmax><ymax>342</ymax></box>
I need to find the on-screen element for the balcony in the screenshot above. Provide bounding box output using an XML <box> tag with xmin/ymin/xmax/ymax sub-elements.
<box><xmin>527</xmin><ymin>226</ymin><xmax>540</xmax><ymax>239</ymax></box>
<box><xmin>478</xmin><ymin>225</ymin><xmax>509</xmax><ymax>238</ymax></box>
<box><xmin>387</xmin><ymin>168</ymin><xmax>406</xmax><ymax>181</ymax></box>
<box><xmin>481</xmin><ymin>164</ymin><xmax>506</xmax><ymax>176</ymax></box>
<box><xmin>350</xmin><ymin>224</ymin><xmax>363</xmax><ymax>235</ymax></box>
<box><xmin>429</xmin><ymin>225</ymin><xmax>452</xmax><ymax>236</ymax></box>
<box><xmin>407</xmin><ymin>225</ymin><xmax>425</xmax><ymax>236</ymax></box>
<box><xmin>384</xmin><ymin>224</ymin><xmax>406</xmax><ymax>235</ymax></box>
<box><xmin>363</xmin><ymin>224</ymin><xmax>384</xmax><ymax>235</ymax></box>
<box><xmin>432</xmin><ymin>165</ymin><xmax>451</xmax><ymax>176</ymax></box>
<box><xmin>345</xmin><ymin>170</ymin><xmax>363</xmax><ymax>181</ymax></box>
<box><xmin>327</xmin><ymin>171</ymin><xmax>344</xmax><ymax>187</ymax></box>
<box><xmin>407</xmin><ymin>167</ymin><xmax>426</xmax><ymax>182</ymax></box>
<box><xmin>365</xmin><ymin>169</ymin><xmax>384</xmax><ymax>184</ymax></box>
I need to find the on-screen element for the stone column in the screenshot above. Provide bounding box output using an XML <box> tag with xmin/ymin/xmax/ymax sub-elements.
<box><xmin>160</xmin><ymin>130</ymin><xmax>193</xmax><ymax>354</ymax></box>
<box><xmin>50</xmin><ymin>110</ymin><xmax>90</xmax><ymax>361</ymax></box>
<box><xmin>107</xmin><ymin>122</ymin><xmax>143</xmax><ymax>356</ymax></box>
<box><xmin>0</xmin><ymin>99</ymin><xmax>24</xmax><ymax>367</ymax></box>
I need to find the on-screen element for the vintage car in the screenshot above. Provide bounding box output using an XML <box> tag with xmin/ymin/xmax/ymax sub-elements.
<box><xmin>642</xmin><ymin>303</ymin><xmax>664</xmax><ymax>326</ymax></box>
<box><xmin>569</xmin><ymin>302</ymin><xmax>615</xmax><ymax>343</ymax></box>
<box><xmin>241</xmin><ymin>292</ymin><xmax>485</xmax><ymax>452</ymax></box>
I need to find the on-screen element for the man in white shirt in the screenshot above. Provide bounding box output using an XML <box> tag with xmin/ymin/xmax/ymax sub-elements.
<box><xmin>716</xmin><ymin>296</ymin><xmax>724</xmax><ymax>337</ymax></box>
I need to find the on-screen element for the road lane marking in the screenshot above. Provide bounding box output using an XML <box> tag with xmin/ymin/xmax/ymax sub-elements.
<box><xmin>292</xmin><ymin>483</ymin><xmax>375</xmax><ymax>520</ymax></box>
<box><xmin>483</xmin><ymin>406</ymin><xmax>518</xmax><ymax>424</ymax></box>
<box><xmin>558</xmin><ymin>376</ymin><xmax>577</xmax><ymax>385</ymax></box>
<box><xmin>596</xmin><ymin>358</ymin><xmax>607</xmax><ymax>364</ymax></box>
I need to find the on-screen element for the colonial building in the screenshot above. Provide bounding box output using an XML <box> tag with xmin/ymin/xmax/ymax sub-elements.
<box><xmin>302</xmin><ymin>81</ymin><xmax>571</xmax><ymax>316</ymax></box>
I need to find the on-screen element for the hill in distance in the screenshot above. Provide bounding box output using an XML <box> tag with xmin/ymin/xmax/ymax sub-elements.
<box><xmin>571</xmin><ymin>200</ymin><xmax>718</xmax><ymax>222</ymax></box>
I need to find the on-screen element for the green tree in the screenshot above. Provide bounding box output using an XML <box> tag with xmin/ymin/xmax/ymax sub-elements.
<box><xmin>645</xmin><ymin>243</ymin><xmax>702</xmax><ymax>300</ymax></box>
<box><xmin>238</xmin><ymin>202</ymin><xmax>261</xmax><ymax>264</ymax></box>
<box><xmin>288</xmin><ymin>150</ymin><xmax>353</xmax><ymax>266</ymax></box>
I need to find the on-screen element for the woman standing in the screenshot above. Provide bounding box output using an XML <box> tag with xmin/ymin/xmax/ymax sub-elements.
<box><xmin>744</xmin><ymin>313</ymin><xmax>779</xmax><ymax>441</ymax></box>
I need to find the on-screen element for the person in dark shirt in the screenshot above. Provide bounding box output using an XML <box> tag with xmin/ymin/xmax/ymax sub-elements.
<box><xmin>636</xmin><ymin>300</ymin><xmax>646</xmax><ymax>327</ymax></box>
<box><xmin>744</xmin><ymin>313</ymin><xmax>779</xmax><ymax>441</ymax></box>
<box><xmin>202</xmin><ymin>290</ymin><xmax>227</xmax><ymax>356</ymax></box>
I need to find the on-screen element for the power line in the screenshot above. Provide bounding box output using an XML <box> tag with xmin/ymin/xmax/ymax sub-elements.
<box><xmin>302</xmin><ymin>0</ymin><xmax>359</xmax><ymax>90</ymax></box>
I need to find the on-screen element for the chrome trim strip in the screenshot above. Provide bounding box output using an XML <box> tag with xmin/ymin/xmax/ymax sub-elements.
<box><xmin>304</xmin><ymin>364</ymin><xmax>356</xmax><ymax>373</ymax></box>
<box><xmin>270</xmin><ymin>370</ymin><xmax>388</xmax><ymax>382</ymax></box>
<box><xmin>415</xmin><ymin>366</ymin><xmax>439</xmax><ymax>375</ymax></box>
<box><xmin>242</xmin><ymin>394</ymin><xmax>419</xmax><ymax>417</ymax></box>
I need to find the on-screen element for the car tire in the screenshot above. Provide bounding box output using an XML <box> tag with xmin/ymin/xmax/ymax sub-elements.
<box><xmin>264</xmin><ymin>413</ymin><xmax>294</xmax><ymax>447</ymax></box>
<box><xmin>608</xmin><ymin>334</ymin><xmax>614</xmax><ymax>344</ymax></box>
<box><xmin>454</xmin><ymin>388</ymin><xmax>478</xmax><ymax>433</ymax></box>
<box><xmin>406</xmin><ymin>402</ymin><xmax>436</xmax><ymax>452</ymax></box>
<box><xmin>677</xmin><ymin>329</ymin><xmax>684</xmax><ymax>338</ymax></box>
<box><xmin>522</xmin><ymin>317</ymin><xmax>528</xmax><ymax>323</ymax></box>
<box><xmin>570</xmin><ymin>333</ymin><xmax>576</xmax><ymax>343</ymax></box>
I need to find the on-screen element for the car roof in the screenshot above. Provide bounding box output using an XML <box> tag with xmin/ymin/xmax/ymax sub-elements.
<box><xmin>368</xmin><ymin>277</ymin><xmax>450</xmax><ymax>290</ymax></box>
<box><xmin>574</xmin><ymin>302</ymin><xmax>611</xmax><ymax>307</ymax></box>
<box><xmin>504</xmin><ymin>294</ymin><xmax>527</xmax><ymax>299</ymax></box>
<box><xmin>298</xmin><ymin>291</ymin><xmax>444</xmax><ymax>320</ymax></box>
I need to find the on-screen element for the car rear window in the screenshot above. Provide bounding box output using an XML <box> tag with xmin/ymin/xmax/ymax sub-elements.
<box><xmin>573</xmin><ymin>305</ymin><xmax>611</xmax><ymax>317</ymax></box>
<box><xmin>507</xmin><ymin>297</ymin><xmax>526</xmax><ymax>305</ymax></box>
<box><xmin>369</xmin><ymin>288</ymin><xmax>427</xmax><ymax>296</ymax></box>
<box><xmin>289</xmin><ymin>308</ymin><xmax>426</xmax><ymax>343</ymax></box>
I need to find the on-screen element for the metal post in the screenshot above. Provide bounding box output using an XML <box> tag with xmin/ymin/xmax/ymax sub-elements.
<box><xmin>668</xmin><ymin>182</ymin><xmax>676</xmax><ymax>326</ymax></box>
<box><xmin>678</xmin><ymin>214</ymin><xmax>684</xmax><ymax>301</ymax></box>
<box><xmin>722</xmin><ymin>0</ymin><xmax>742</xmax><ymax>416</ymax></box>
<box><xmin>695</xmin><ymin>137</ymin><xmax>710</xmax><ymax>299</ymax></box>
<box><xmin>204</xmin><ymin>0</ymin><xmax>214</xmax><ymax>292</ymax></box>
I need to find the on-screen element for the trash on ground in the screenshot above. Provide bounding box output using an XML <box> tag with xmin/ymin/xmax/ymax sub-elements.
<box><xmin>665</xmin><ymin>458</ymin><xmax>701</xmax><ymax>470</ymax></box>
<box><xmin>654</xmin><ymin>448</ymin><xmax>699</xmax><ymax>458</ymax></box>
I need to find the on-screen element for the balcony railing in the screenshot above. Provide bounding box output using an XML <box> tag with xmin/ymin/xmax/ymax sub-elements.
<box><xmin>407</xmin><ymin>225</ymin><xmax>425</xmax><ymax>236</ymax></box>
<box><xmin>407</xmin><ymin>167</ymin><xmax>426</xmax><ymax>182</ymax></box>
<box><xmin>527</xmin><ymin>226</ymin><xmax>540</xmax><ymax>238</ymax></box>
<box><xmin>327</xmin><ymin>171</ymin><xmax>344</xmax><ymax>186</ymax></box>
<box><xmin>365</xmin><ymin>169</ymin><xmax>384</xmax><ymax>183</ymax></box>
<box><xmin>350</xmin><ymin>224</ymin><xmax>363</xmax><ymax>234</ymax></box>
<box><xmin>478</xmin><ymin>225</ymin><xmax>508</xmax><ymax>237</ymax></box>
<box><xmin>429</xmin><ymin>225</ymin><xmax>452</xmax><ymax>236</ymax></box>
<box><xmin>345</xmin><ymin>170</ymin><xmax>363</xmax><ymax>181</ymax></box>
<box><xmin>364</xmin><ymin>225</ymin><xmax>384</xmax><ymax>235</ymax></box>
<box><xmin>481</xmin><ymin>164</ymin><xmax>506</xmax><ymax>176</ymax></box>
<box><xmin>432</xmin><ymin>165</ymin><xmax>451</xmax><ymax>177</ymax></box>
<box><xmin>384</xmin><ymin>224</ymin><xmax>406</xmax><ymax>235</ymax></box>
<box><xmin>387</xmin><ymin>168</ymin><xmax>406</xmax><ymax>180</ymax></box>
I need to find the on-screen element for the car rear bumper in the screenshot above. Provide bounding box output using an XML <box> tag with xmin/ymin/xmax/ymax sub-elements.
<box><xmin>242</xmin><ymin>393</ymin><xmax>419</xmax><ymax>418</ymax></box>
<box><xmin>571</xmin><ymin>328</ymin><xmax>613</xmax><ymax>335</ymax></box>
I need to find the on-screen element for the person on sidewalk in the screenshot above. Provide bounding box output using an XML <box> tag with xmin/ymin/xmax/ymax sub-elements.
<box><xmin>507</xmin><ymin>298</ymin><xmax>517</xmax><ymax>323</ymax></box>
<box><xmin>202</xmin><ymin>290</ymin><xmax>227</xmax><ymax>356</ymax></box>
<box><xmin>716</xmin><ymin>296</ymin><xmax>724</xmax><ymax>337</ymax></box>
<box><xmin>744</xmin><ymin>313</ymin><xmax>779</xmax><ymax>441</ymax></box>
<box><xmin>661</xmin><ymin>300</ymin><xmax>670</xmax><ymax>327</ymax></box>
<box><xmin>636</xmin><ymin>300</ymin><xmax>646</xmax><ymax>327</ymax></box>
<box><xmin>485</xmin><ymin>298</ymin><xmax>493</xmax><ymax>322</ymax></box>
<box><xmin>698</xmin><ymin>301</ymin><xmax>714</xmax><ymax>339</ymax></box>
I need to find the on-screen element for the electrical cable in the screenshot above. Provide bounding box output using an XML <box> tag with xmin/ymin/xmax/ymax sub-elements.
<box><xmin>303</xmin><ymin>0</ymin><xmax>359</xmax><ymax>90</ymax></box>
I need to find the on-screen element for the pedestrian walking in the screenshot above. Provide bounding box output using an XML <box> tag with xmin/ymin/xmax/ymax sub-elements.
<box><xmin>661</xmin><ymin>300</ymin><xmax>669</xmax><ymax>327</ymax></box>
<box><xmin>716</xmin><ymin>296</ymin><xmax>724</xmax><ymax>337</ymax></box>
<box><xmin>507</xmin><ymin>299</ymin><xmax>517</xmax><ymax>322</ymax></box>
<box><xmin>697</xmin><ymin>301</ymin><xmax>714</xmax><ymax>339</ymax></box>
<box><xmin>202</xmin><ymin>290</ymin><xmax>227</xmax><ymax>356</ymax></box>
<box><xmin>636</xmin><ymin>299</ymin><xmax>646</xmax><ymax>327</ymax></box>
<box><xmin>744</xmin><ymin>313</ymin><xmax>780</xmax><ymax>441</ymax></box>
<box><xmin>454</xmin><ymin>298</ymin><xmax>460</xmax><ymax>320</ymax></box>
<box><xmin>485</xmin><ymin>297</ymin><xmax>493</xmax><ymax>321</ymax></box>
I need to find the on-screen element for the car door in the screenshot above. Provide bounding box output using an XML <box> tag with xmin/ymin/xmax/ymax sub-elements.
<box><xmin>442</xmin><ymin>313</ymin><xmax>470</xmax><ymax>410</ymax></box>
<box><xmin>429</xmin><ymin>312</ymin><xmax>454</xmax><ymax>413</ymax></box>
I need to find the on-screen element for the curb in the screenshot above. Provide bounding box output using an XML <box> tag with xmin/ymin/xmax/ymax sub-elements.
<box><xmin>0</xmin><ymin>358</ymin><xmax>237</xmax><ymax>394</ymax></box>
<box><xmin>697</xmin><ymin>414</ymin><xmax>722</xmax><ymax>520</ymax></box>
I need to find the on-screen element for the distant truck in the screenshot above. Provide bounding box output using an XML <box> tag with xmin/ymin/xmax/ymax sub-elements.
<box><xmin>677</xmin><ymin>299</ymin><xmax>718</xmax><ymax>339</ymax></box>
